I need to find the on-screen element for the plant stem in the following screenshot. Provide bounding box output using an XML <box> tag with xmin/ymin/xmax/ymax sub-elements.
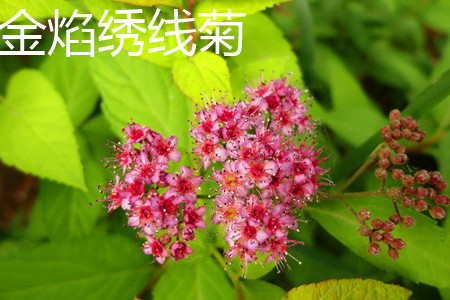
<box><xmin>138</xmin><ymin>260</ymin><xmax>172</xmax><ymax>299</ymax></box>
<box><xmin>335</xmin><ymin>143</ymin><xmax>384</xmax><ymax>193</ymax></box>
<box><xmin>211</xmin><ymin>246</ymin><xmax>245</xmax><ymax>300</ymax></box>
<box><xmin>330</xmin><ymin>191</ymin><xmax>388</xmax><ymax>198</ymax></box>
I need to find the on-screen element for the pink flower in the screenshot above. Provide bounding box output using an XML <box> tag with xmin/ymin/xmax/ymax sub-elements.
<box><xmin>142</xmin><ymin>237</ymin><xmax>169</xmax><ymax>264</ymax></box>
<box><xmin>100</xmin><ymin>125</ymin><xmax>206</xmax><ymax>263</ymax></box>
<box><xmin>169</xmin><ymin>241</ymin><xmax>193</xmax><ymax>260</ymax></box>
<box><xmin>190</xmin><ymin>76</ymin><xmax>329</xmax><ymax>271</ymax></box>
<box><xmin>166</xmin><ymin>166</ymin><xmax>203</xmax><ymax>203</ymax></box>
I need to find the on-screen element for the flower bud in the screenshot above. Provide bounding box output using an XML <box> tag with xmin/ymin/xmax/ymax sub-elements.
<box><xmin>371</xmin><ymin>231</ymin><xmax>383</xmax><ymax>242</ymax></box>
<box><xmin>390</xmin><ymin>120</ymin><xmax>401</xmax><ymax>130</ymax></box>
<box><xmin>434</xmin><ymin>195</ymin><xmax>449</xmax><ymax>206</ymax></box>
<box><xmin>435</xmin><ymin>181</ymin><xmax>447</xmax><ymax>191</ymax></box>
<box><xmin>429</xmin><ymin>172</ymin><xmax>442</xmax><ymax>185</ymax></box>
<box><xmin>401</xmin><ymin>175</ymin><xmax>415</xmax><ymax>187</ymax></box>
<box><xmin>388</xmin><ymin>248</ymin><xmax>399</xmax><ymax>260</ymax></box>
<box><xmin>380</xmin><ymin>126</ymin><xmax>391</xmax><ymax>135</ymax></box>
<box><xmin>391</xmin><ymin>169</ymin><xmax>404</xmax><ymax>180</ymax></box>
<box><xmin>406</xmin><ymin>120</ymin><xmax>417</xmax><ymax>131</ymax></box>
<box><xmin>358</xmin><ymin>209</ymin><xmax>371</xmax><ymax>221</ymax></box>
<box><xmin>416</xmin><ymin>187</ymin><xmax>428</xmax><ymax>199</ymax></box>
<box><xmin>401</xmin><ymin>216</ymin><xmax>415</xmax><ymax>228</ymax></box>
<box><xmin>414</xmin><ymin>170</ymin><xmax>429</xmax><ymax>184</ymax></box>
<box><xmin>401</xmin><ymin>197</ymin><xmax>414</xmax><ymax>208</ymax></box>
<box><xmin>375</xmin><ymin>168</ymin><xmax>387</xmax><ymax>179</ymax></box>
<box><xmin>371</xmin><ymin>219</ymin><xmax>384</xmax><ymax>230</ymax></box>
<box><xmin>389</xmin><ymin>109</ymin><xmax>401</xmax><ymax>121</ymax></box>
<box><xmin>391</xmin><ymin>154</ymin><xmax>408</xmax><ymax>165</ymax></box>
<box><xmin>392</xmin><ymin>129</ymin><xmax>402</xmax><ymax>140</ymax></box>
<box><xmin>382</xmin><ymin>220</ymin><xmax>395</xmax><ymax>232</ymax></box>
<box><xmin>368</xmin><ymin>243</ymin><xmax>381</xmax><ymax>255</ymax></box>
<box><xmin>414</xmin><ymin>199</ymin><xmax>428</xmax><ymax>212</ymax></box>
<box><xmin>401</xmin><ymin>128</ymin><xmax>411</xmax><ymax>139</ymax></box>
<box><xmin>390</xmin><ymin>238</ymin><xmax>406</xmax><ymax>250</ymax></box>
<box><xmin>387</xmin><ymin>187</ymin><xmax>403</xmax><ymax>199</ymax></box>
<box><xmin>379</xmin><ymin>148</ymin><xmax>391</xmax><ymax>159</ymax></box>
<box><xmin>389</xmin><ymin>215</ymin><xmax>401</xmax><ymax>224</ymax></box>
<box><xmin>404</xmin><ymin>186</ymin><xmax>416</xmax><ymax>196</ymax></box>
<box><xmin>382</xmin><ymin>232</ymin><xmax>394</xmax><ymax>244</ymax></box>
<box><xmin>358</xmin><ymin>225</ymin><xmax>371</xmax><ymax>237</ymax></box>
<box><xmin>429</xmin><ymin>207</ymin><xmax>446</xmax><ymax>219</ymax></box>
<box><xmin>388</xmin><ymin>140</ymin><xmax>400</xmax><ymax>150</ymax></box>
<box><xmin>395</xmin><ymin>145</ymin><xmax>406</xmax><ymax>154</ymax></box>
<box><xmin>378</xmin><ymin>158</ymin><xmax>390</xmax><ymax>169</ymax></box>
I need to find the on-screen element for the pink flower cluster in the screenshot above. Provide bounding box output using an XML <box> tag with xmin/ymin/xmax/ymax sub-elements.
<box><xmin>100</xmin><ymin>123</ymin><xmax>205</xmax><ymax>263</ymax></box>
<box><xmin>190</xmin><ymin>78</ymin><xmax>328</xmax><ymax>268</ymax></box>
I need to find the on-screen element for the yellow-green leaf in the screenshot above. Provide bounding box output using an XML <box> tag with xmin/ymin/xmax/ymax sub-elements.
<box><xmin>172</xmin><ymin>52</ymin><xmax>232</xmax><ymax>104</ymax></box>
<box><xmin>113</xmin><ymin>0</ymin><xmax>182</xmax><ymax>8</ymax></box>
<box><xmin>0</xmin><ymin>69</ymin><xmax>86</xmax><ymax>190</ymax></box>
<box><xmin>285</xmin><ymin>279</ymin><xmax>412</xmax><ymax>300</ymax></box>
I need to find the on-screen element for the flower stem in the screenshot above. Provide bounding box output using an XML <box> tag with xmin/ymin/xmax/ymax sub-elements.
<box><xmin>330</xmin><ymin>190</ymin><xmax>388</xmax><ymax>198</ymax></box>
<box><xmin>211</xmin><ymin>246</ymin><xmax>245</xmax><ymax>300</ymax></box>
<box><xmin>335</xmin><ymin>143</ymin><xmax>384</xmax><ymax>193</ymax></box>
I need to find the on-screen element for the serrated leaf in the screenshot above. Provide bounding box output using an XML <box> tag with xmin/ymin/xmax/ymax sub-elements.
<box><xmin>0</xmin><ymin>235</ymin><xmax>154</xmax><ymax>300</ymax></box>
<box><xmin>25</xmin><ymin>134</ymin><xmax>105</xmax><ymax>240</ymax></box>
<box><xmin>0</xmin><ymin>69</ymin><xmax>86</xmax><ymax>190</ymax></box>
<box><xmin>228</xmin><ymin>13</ymin><xmax>302</xmax><ymax>100</ymax></box>
<box><xmin>172</xmin><ymin>52</ymin><xmax>232</xmax><ymax>104</ymax></box>
<box><xmin>285</xmin><ymin>279</ymin><xmax>411</xmax><ymax>300</ymax></box>
<box><xmin>90</xmin><ymin>52</ymin><xmax>192</xmax><ymax>167</ymax></box>
<box><xmin>84</xmin><ymin>0</ymin><xmax>183</xmax><ymax>68</ymax></box>
<box><xmin>152</xmin><ymin>257</ymin><xmax>236</xmax><ymax>300</ymax></box>
<box><xmin>241</xmin><ymin>280</ymin><xmax>286</xmax><ymax>300</ymax></box>
<box><xmin>308</xmin><ymin>197</ymin><xmax>450</xmax><ymax>288</ymax></box>
<box><xmin>40</xmin><ymin>31</ymin><xmax>99</xmax><ymax>128</ymax></box>
<box><xmin>0</xmin><ymin>0</ymin><xmax>74</xmax><ymax>22</ymax></box>
<box><xmin>113</xmin><ymin>0</ymin><xmax>182</xmax><ymax>8</ymax></box>
<box><xmin>194</xmin><ymin>0</ymin><xmax>291</xmax><ymax>30</ymax></box>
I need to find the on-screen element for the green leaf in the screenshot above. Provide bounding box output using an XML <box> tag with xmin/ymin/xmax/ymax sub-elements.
<box><xmin>228</xmin><ymin>13</ymin><xmax>302</xmax><ymax>100</ymax></box>
<box><xmin>0</xmin><ymin>0</ymin><xmax>74</xmax><ymax>22</ymax></box>
<box><xmin>152</xmin><ymin>257</ymin><xmax>236</xmax><ymax>300</ymax></box>
<box><xmin>25</xmin><ymin>134</ymin><xmax>104</xmax><ymax>240</ymax></box>
<box><xmin>285</xmin><ymin>279</ymin><xmax>412</xmax><ymax>300</ymax></box>
<box><xmin>285</xmin><ymin>245</ymin><xmax>388</xmax><ymax>286</ymax></box>
<box><xmin>113</xmin><ymin>0</ymin><xmax>182</xmax><ymax>8</ymax></box>
<box><xmin>194</xmin><ymin>0</ymin><xmax>291</xmax><ymax>30</ymax></box>
<box><xmin>332</xmin><ymin>68</ymin><xmax>450</xmax><ymax>182</ymax></box>
<box><xmin>84</xmin><ymin>0</ymin><xmax>184</xmax><ymax>68</ymax></box>
<box><xmin>368</xmin><ymin>44</ymin><xmax>427</xmax><ymax>95</ymax></box>
<box><xmin>0</xmin><ymin>235</ymin><xmax>154</xmax><ymax>300</ymax></box>
<box><xmin>90</xmin><ymin>52</ymin><xmax>192</xmax><ymax>166</ymax></box>
<box><xmin>0</xmin><ymin>69</ymin><xmax>86</xmax><ymax>190</ymax></box>
<box><xmin>172</xmin><ymin>52</ymin><xmax>232</xmax><ymax>104</ymax></box>
<box><xmin>40</xmin><ymin>31</ymin><xmax>99</xmax><ymax>127</ymax></box>
<box><xmin>308</xmin><ymin>197</ymin><xmax>450</xmax><ymax>288</ymax></box>
<box><xmin>317</xmin><ymin>47</ymin><xmax>386</xmax><ymax>146</ymax></box>
<box><xmin>423</xmin><ymin>1</ymin><xmax>450</xmax><ymax>34</ymax></box>
<box><xmin>40</xmin><ymin>32</ymin><xmax>99</xmax><ymax>128</ymax></box>
<box><xmin>241</xmin><ymin>280</ymin><xmax>286</xmax><ymax>300</ymax></box>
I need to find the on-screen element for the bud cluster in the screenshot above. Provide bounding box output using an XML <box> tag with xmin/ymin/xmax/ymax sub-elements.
<box><xmin>190</xmin><ymin>77</ymin><xmax>328</xmax><ymax>270</ymax></box>
<box><xmin>357</xmin><ymin>209</ymin><xmax>408</xmax><ymax>259</ymax></box>
<box><xmin>99</xmin><ymin>123</ymin><xmax>205</xmax><ymax>263</ymax></box>
<box><xmin>362</xmin><ymin>109</ymin><xmax>449</xmax><ymax>258</ymax></box>
<box><xmin>376</xmin><ymin>109</ymin><xmax>449</xmax><ymax>220</ymax></box>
